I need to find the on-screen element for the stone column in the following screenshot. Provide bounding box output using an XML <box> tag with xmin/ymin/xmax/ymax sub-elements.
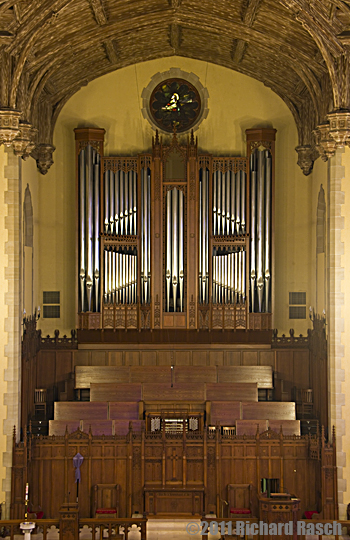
<box><xmin>0</xmin><ymin>146</ymin><xmax>22</xmax><ymax>517</ymax></box>
<box><xmin>327</xmin><ymin>147</ymin><xmax>346</xmax><ymax>518</ymax></box>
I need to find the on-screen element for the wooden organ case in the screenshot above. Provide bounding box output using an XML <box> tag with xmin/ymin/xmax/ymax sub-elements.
<box><xmin>75</xmin><ymin>127</ymin><xmax>276</xmax><ymax>332</ymax></box>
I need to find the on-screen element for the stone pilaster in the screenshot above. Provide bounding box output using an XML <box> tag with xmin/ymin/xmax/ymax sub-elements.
<box><xmin>2</xmin><ymin>147</ymin><xmax>21</xmax><ymax>517</ymax></box>
<box><xmin>327</xmin><ymin>147</ymin><xmax>346</xmax><ymax>518</ymax></box>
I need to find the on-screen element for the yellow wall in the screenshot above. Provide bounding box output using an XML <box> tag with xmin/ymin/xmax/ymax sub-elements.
<box><xmin>23</xmin><ymin>56</ymin><xmax>321</xmax><ymax>335</ymax></box>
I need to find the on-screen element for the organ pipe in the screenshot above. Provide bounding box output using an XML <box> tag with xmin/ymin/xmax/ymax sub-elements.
<box><xmin>212</xmin><ymin>249</ymin><xmax>246</xmax><ymax>305</ymax></box>
<box><xmin>212</xmin><ymin>168</ymin><xmax>246</xmax><ymax>237</ymax></box>
<box><xmin>249</xmin><ymin>148</ymin><xmax>272</xmax><ymax>313</ymax></box>
<box><xmin>165</xmin><ymin>188</ymin><xmax>184</xmax><ymax>312</ymax></box>
<box><xmin>78</xmin><ymin>144</ymin><xmax>100</xmax><ymax>313</ymax></box>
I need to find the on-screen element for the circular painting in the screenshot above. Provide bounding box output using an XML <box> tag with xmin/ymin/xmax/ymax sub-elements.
<box><xmin>149</xmin><ymin>78</ymin><xmax>201</xmax><ymax>133</ymax></box>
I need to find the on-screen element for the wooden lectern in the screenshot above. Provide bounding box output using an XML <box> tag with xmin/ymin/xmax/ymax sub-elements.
<box><xmin>259</xmin><ymin>494</ymin><xmax>300</xmax><ymax>540</ymax></box>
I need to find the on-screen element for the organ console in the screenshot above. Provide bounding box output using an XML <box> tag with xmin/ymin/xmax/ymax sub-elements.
<box><xmin>74</xmin><ymin>126</ymin><xmax>276</xmax><ymax>331</ymax></box>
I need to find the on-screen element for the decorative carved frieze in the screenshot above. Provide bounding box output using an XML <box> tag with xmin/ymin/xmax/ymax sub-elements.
<box><xmin>0</xmin><ymin>108</ymin><xmax>21</xmax><ymax>146</ymax></box>
<box><xmin>327</xmin><ymin>109</ymin><xmax>350</xmax><ymax>146</ymax></box>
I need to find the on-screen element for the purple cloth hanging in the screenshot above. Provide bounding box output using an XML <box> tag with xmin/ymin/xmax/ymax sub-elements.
<box><xmin>73</xmin><ymin>453</ymin><xmax>84</xmax><ymax>483</ymax></box>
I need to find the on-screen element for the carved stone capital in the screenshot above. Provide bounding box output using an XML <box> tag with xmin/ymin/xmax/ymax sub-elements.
<box><xmin>295</xmin><ymin>145</ymin><xmax>318</xmax><ymax>176</ymax></box>
<box><xmin>327</xmin><ymin>109</ymin><xmax>350</xmax><ymax>146</ymax></box>
<box><xmin>0</xmin><ymin>108</ymin><xmax>21</xmax><ymax>147</ymax></box>
<box><xmin>12</xmin><ymin>122</ymin><xmax>38</xmax><ymax>159</ymax></box>
<box><xmin>31</xmin><ymin>143</ymin><xmax>55</xmax><ymax>175</ymax></box>
<box><xmin>313</xmin><ymin>122</ymin><xmax>336</xmax><ymax>161</ymax></box>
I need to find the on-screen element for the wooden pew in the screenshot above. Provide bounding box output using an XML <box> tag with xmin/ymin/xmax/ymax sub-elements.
<box><xmin>217</xmin><ymin>366</ymin><xmax>273</xmax><ymax>388</ymax></box>
<box><xmin>142</xmin><ymin>383</ymin><xmax>205</xmax><ymax>401</ymax></box>
<box><xmin>242</xmin><ymin>402</ymin><xmax>296</xmax><ymax>420</ymax></box>
<box><xmin>236</xmin><ymin>420</ymin><xmax>268</xmax><ymax>435</ymax></box>
<box><xmin>75</xmin><ymin>366</ymin><xmax>130</xmax><ymax>388</ymax></box>
<box><xmin>54</xmin><ymin>402</ymin><xmax>108</xmax><ymax>420</ymax></box>
<box><xmin>206</xmin><ymin>383</ymin><xmax>258</xmax><ymax>402</ymax></box>
<box><xmin>210</xmin><ymin>402</ymin><xmax>241</xmax><ymax>425</ymax></box>
<box><xmin>109</xmin><ymin>402</ymin><xmax>140</xmax><ymax>420</ymax></box>
<box><xmin>114</xmin><ymin>420</ymin><xmax>142</xmax><ymax>435</ymax></box>
<box><xmin>82</xmin><ymin>420</ymin><xmax>113</xmax><ymax>436</ymax></box>
<box><xmin>90</xmin><ymin>383</ymin><xmax>142</xmax><ymax>402</ymax></box>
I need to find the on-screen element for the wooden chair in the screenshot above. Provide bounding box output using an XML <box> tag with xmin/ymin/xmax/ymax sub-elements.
<box><xmin>92</xmin><ymin>484</ymin><xmax>120</xmax><ymax>518</ymax></box>
<box><xmin>227</xmin><ymin>484</ymin><xmax>254</xmax><ymax>518</ymax></box>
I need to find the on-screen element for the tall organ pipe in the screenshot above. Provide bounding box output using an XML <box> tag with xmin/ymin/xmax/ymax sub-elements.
<box><xmin>213</xmin><ymin>171</ymin><xmax>217</xmax><ymax>235</ymax></box>
<box><xmin>241</xmin><ymin>171</ymin><xmax>246</xmax><ymax>234</ymax></box>
<box><xmin>172</xmin><ymin>188</ymin><xmax>178</xmax><ymax>311</ymax></box>
<box><xmin>104</xmin><ymin>168</ymin><xmax>109</xmax><ymax>233</ymax></box>
<box><xmin>201</xmin><ymin>171</ymin><xmax>207</xmax><ymax>303</ymax></box>
<box><xmin>120</xmin><ymin>173</ymin><xmax>124</xmax><ymax>235</ymax></box>
<box><xmin>230</xmin><ymin>171</ymin><xmax>235</xmax><ymax>235</ymax></box>
<box><xmin>265</xmin><ymin>152</ymin><xmax>271</xmax><ymax>311</ymax></box>
<box><xmin>226</xmin><ymin>172</ymin><xmax>230</xmax><ymax>236</ymax></box>
<box><xmin>166</xmin><ymin>190</ymin><xmax>172</xmax><ymax>312</ymax></box>
<box><xmin>124</xmin><ymin>173</ymin><xmax>129</xmax><ymax>234</ymax></box>
<box><xmin>217</xmin><ymin>171</ymin><xmax>221</xmax><ymax>235</ymax></box>
<box><xmin>129</xmin><ymin>172</ymin><xmax>133</xmax><ymax>235</ymax></box>
<box><xmin>256</xmin><ymin>150</ymin><xmax>265</xmax><ymax>312</ymax></box>
<box><xmin>250</xmin><ymin>152</ymin><xmax>256</xmax><ymax>313</ymax></box>
<box><xmin>79</xmin><ymin>149</ymin><xmax>86</xmax><ymax>311</ymax></box>
<box><xmin>86</xmin><ymin>145</ymin><xmax>94</xmax><ymax>311</ymax></box>
<box><xmin>221</xmin><ymin>171</ymin><xmax>226</xmax><ymax>235</ymax></box>
<box><xmin>133</xmin><ymin>171</ymin><xmax>137</xmax><ymax>235</ymax></box>
<box><xmin>109</xmin><ymin>170</ymin><xmax>114</xmax><ymax>235</ymax></box>
<box><xmin>94</xmin><ymin>160</ymin><xmax>100</xmax><ymax>312</ymax></box>
<box><xmin>199</xmin><ymin>179</ymin><xmax>202</xmax><ymax>302</ymax></box>
<box><xmin>235</xmin><ymin>171</ymin><xmax>241</xmax><ymax>236</ymax></box>
<box><xmin>115</xmin><ymin>171</ymin><xmax>119</xmax><ymax>235</ymax></box>
<box><xmin>147</xmin><ymin>172</ymin><xmax>151</xmax><ymax>302</ymax></box>
<box><xmin>179</xmin><ymin>190</ymin><xmax>184</xmax><ymax>312</ymax></box>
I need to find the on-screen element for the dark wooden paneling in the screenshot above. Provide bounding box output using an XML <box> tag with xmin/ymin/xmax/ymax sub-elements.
<box><xmin>90</xmin><ymin>383</ymin><xmax>142</xmax><ymax>402</ymax></box>
<box><xmin>54</xmin><ymin>402</ymin><xmax>108</xmax><ymax>420</ymax></box>
<box><xmin>217</xmin><ymin>366</ymin><xmax>273</xmax><ymax>388</ymax></box>
<box><xmin>37</xmin><ymin>350</ymin><xmax>56</xmax><ymax>388</ymax></box>
<box><xmin>49</xmin><ymin>420</ymin><xmax>80</xmax><ymax>436</ymax></box>
<box><xmin>206</xmin><ymin>383</ymin><xmax>258</xmax><ymax>402</ymax></box>
<box><xmin>292</xmin><ymin>350</ymin><xmax>310</xmax><ymax>388</ymax></box>
<box><xmin>242</xmin><ymin>402</ymin><xmax>295</xmax><ymax>420</ymax></box>
<box><xmin>55</xmin><ymin>351</ymin><xmax>73</xmax><ymax>381</ymax></box>
<box><xmin>142</xmin><ymin>383</ymin><xmax>205</xmax><ymax>401</ymax></box>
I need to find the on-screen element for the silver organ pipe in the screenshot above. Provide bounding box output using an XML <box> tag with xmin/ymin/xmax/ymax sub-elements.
<box><xmin>78</xmin><ymin>144</ymin><xmax>101</xmax><ymax>313</ymax></box>
<box><xmin>217</xmin><ymin>171</ymin><xmax>221</xmax><ymax>235</ymax></box>
<box><xmin>230</xmin><ymin>172</ymin><xmax>235</xmax><ymax>235</ymax></box>
<box><xmin>79</xmin><ymin>150</ymin><xmax>86</xmax><ymax>311</ymax></box>
<box><xmin>265</xmin><ymin>152</ymin><xmax>271</xmax><ymax>311</ymax></box>
<box><xmin>199</xmin><ymin>169</ymin><xmax>209</xmax><ymax>304</ymax></box>
<box><xmin>221</xmin><ymin>171</ymin><xmax>226</xmax><ymax>235</ymax></box>
<box><xmin>249</xmin><ymin>148</ymin><xmax>271</xmax><ymax>313</ymax></box>
<box><xmin>115</xmin><ymin>171</ymin><xmax>119</xmax><ymax>235</ymax></box>
<box><xmin>235</xmin><ymin>171</ymin><xmax>241</xmax><ymax>236</ymax></box>
<box><xmin>102</xmin><ymin>166</ymin><xmax>143</xmax><ymax>307</ymax></box>
<box><xmin>213</xmin><ymin>172</ymin><xmax>217</xmax><ymax>236</ymax></box>
<box><xmin>165</xmin><ymin>188</ymin><xmax>184</xmax><ymax>312</ymax></box>
<box><xmin>179</xmin><ymin>189</ymin><xmax>184</xmax><ymax>312</ymax></box>
<box><xmin>94</xmin><ymin>159</ymin><xmax>100</xmax><ymax>312</ymax></box>
<box><xmin>241</xmin><ymin>170</ymin><xmax>246</xmax><ymax>234</ymax></box>
<box><xmin>172</xmin><ymin>188</ymin><xmax>178</xmax><ymax>310</ymax></box>
<box><xmin>212</xmin><ymin>249</ymin><xmax>246</xmax><ymax>305</ymax></box>
<box><xmin>226</xmin><ymin>172</ymin><xmax>230</xmax><ymax>236</ymax></box>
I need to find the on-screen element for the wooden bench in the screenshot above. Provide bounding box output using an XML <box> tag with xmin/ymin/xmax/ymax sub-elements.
<box><xmin>217</xmin><ymin>366</ymin><xmax>273</xmax><ymax>388</ymax></box>
<box><xmin>49</xmin><ymin>420</ymin><xmax>80</xmax><ymax>436</ymax></box>
<box><xmin>206</xmin><ymin>383</ymin><xmax>258</xmax><ymax>402</ymax></box>
<box><xmin>130</xmin><ymin>366</ymin><xmax>171</xmax><ymax>383</ymax></box>
<box><xmin>268</xmin><ymin>419</ymin><xmax>300</xmax><ymax>435</ymax></box>
<box><xmin>174</xmin><ymin>366</ymin><xmax>217</xmax><ymax>384</ymax></box>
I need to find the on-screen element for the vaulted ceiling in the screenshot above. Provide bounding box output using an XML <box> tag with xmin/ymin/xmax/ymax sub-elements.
<box><xmin>1</xmin><ymin>0</ymin><xmax>350</xmax><ymax>173</ymax></box>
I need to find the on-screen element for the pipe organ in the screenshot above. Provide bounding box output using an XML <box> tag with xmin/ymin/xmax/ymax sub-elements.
<box><xmin>75</xmin><ymin>127</ymin><xmax>275</xmax><ymax>332</ymax></box>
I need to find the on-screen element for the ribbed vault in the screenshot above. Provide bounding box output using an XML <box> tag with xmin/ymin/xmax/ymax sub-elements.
<box><xmin>1</xmin><ymin>0</ymin><xmax>350</xmax><ymax>173</ymax></box>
